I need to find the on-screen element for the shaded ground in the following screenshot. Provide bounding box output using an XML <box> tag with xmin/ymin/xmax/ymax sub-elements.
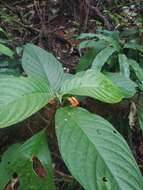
<box><xmin>0</xmin><ymin>1</ymin><xmax>143</xmax><ymax>189</ymax></box>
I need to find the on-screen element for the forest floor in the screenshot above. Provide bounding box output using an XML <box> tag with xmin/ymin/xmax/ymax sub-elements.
<box><xmin>0</xmin><ymin>1</ymin><xmax>143</xmax><ymax>190</ymax></box>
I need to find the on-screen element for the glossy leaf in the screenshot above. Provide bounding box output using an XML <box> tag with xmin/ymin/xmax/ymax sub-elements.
<box><xmin>93</xmin><ymin>34</ymin><xmax>121</xmax><ymax>51</ymax></box>
<box><xmin>79</xmin><ymin>40</ymin><xmax>107</xmax><ymax>51</ymax></box>
<box><xmin>0</xmin><ymin>68</ymin><xmax>20</xmax><ymax>76</ymax></box>
<box><xmin>0</xmin><ymin>131</ymin><xmax>56</xmax><ymax>190</ymax></box>
<box><xmin>60</xmin><ymin>69</ymin><xmax>124</xmax><ymax>103</ymax></box>
<box><xmin>77</xmin><ymin>33</ymin><xmax>120</xmax><ymax>51</ymax></box>
<box><xmin>22</xmin><ymin>43</ymin><xmax>64</xmax><ymax>91</ymax></box>
<box><xmin>76</xmin><ymin>49</ymin><xmax>97</xmax><ymax>72</ymax></box>
<box><xmin>63</xmin><ymin>73</ymin><xmax>73</xmax><ymax>80</ymax></box>
<box><xmin>77</xmin><ymin>33</ymin><xmax>97</xmax><ymax>39</ymax></box>
<box><xmin>92</xmin><ymin>47</ymin><xmax>116</xmax><ymax>71</ymax></box>
<box><xmin>128</xmin><ymin>59</ymin><xmax>143</xmax><ymax>82</ymax></box>
<box><xmin>97</xmin><ymin>29</ymin><xmax>120</xmax><ymax>41</ymax></box>
<box><xmin>0</xmin><ymin>43</ymin><xmax>14</xmax><ymax>57</ymax></box>
<box><xmin>124</xmin><ymin>42</ymin><xmax>143</xmax><ymax>53</ymax></box>
<box><xmin>56</xmin><ymin>107</ymin><xmax>143</xmax><ymax>190</ymax></box>
<box><xmin>0</xmin><ymin>27</ymin><xmax>5</xmax><ymax>33</ymax></box>
<box><xmin>105</xmin><ymin>72</ymin><xmax>136</xmax><ymax>98</ymax></box>
<box><xmin>121</xmin><ymin>29</ymin><xmax>139</xmax><ymax>38</ymax></box>
<box><xmin>118</xmin><ymin>54</ymin><xmax>130</xmax><ymax>78</ymax></box>
<box><xmin>0</xmin><ymin>76</ymin><xmax>55</xmax><ymax>128</ymax></box>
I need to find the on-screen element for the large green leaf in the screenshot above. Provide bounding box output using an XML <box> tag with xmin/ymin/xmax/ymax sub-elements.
<box><xmin>60</xmin><ymin>69</ymin><xmax>124</xmax><ymax>103</ymax></box>
<box><xmin>92</xmin><ymin>47</ymin><xmax>116</xmax><ymax>71</ymax></box>
<box><xmin>93</xmin><ymin>34</ymin><xmax>121</xmax><ymax>51</ymax></box>
<box><xmin>22</xmin><ymin>43</ymin><xmax>64</xmax><ymax>91</ymax></box>
<box><xmin>118</xmin><ymin>54</ymin><xmax>130</xmax><ymax>78</ymax></box>
<box><xmin>0</xmin><ymin>43</ymin><xmax>14</xmax><ymax>57</ymax></box>
<box><xmin>105</xmin><ymin>72</ymin><xmax>137</xmax><ymax>98</ymax></box>
<box><xmin>0</xmin><ymin>27</ymin><xmax>5</xmax><ymax>33</ymax></box>
<box><xmin>124</xmin><ymin>42</ymin><xmax>143</xmax><ymax>53</ymax></box>
<box><xmin>77</xmin><ymin>33</ymin><xmax>120</xmax><ymax>51</ymax></box>
<box><xmin>56</xmin><ymin>107</ymin><xmax>143</xmax><ymax>190</ymax></box>
<box><xmin>97</xmin><ymin>29</ymin><xmax>120</xmax><ymax>41</ymax></box>
<box><xmin>78</xmin><ymin>40</ymin><xmax>107</xmax><ymax>51</ymax></box>
<box><xmin>0</xmin><ymin>76</ymin><xmax>55</xmax><ymax>128</ymax></box>
<box><xmin>0</xmin><ymin>131</ymin><xmax>56</xmax><ymax>190</ymax></box>
<box><xmin>128</xmin><ymin>59</ymin><xmax>143</xmax><ymax>82</ymax></box>
<box><xmin>76</xmin><ymin>49</ymin><xmax>97</xmax><ymax>72</ymax></box>
<box><xmin>77</xmin><ymin>33</ymin><xmax>97</xmax><ymax>39</ymax></box>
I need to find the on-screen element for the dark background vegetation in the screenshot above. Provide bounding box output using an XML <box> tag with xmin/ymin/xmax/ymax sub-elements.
<box><xmin>0</xmin><ymin>0</ymin><xmax>143</xmax><ymax>189</ymax></box>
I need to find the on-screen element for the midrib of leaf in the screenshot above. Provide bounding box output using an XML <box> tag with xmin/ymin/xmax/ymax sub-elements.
<box><xmin>60</xmin><ymin>70</ymin><xmax>124</xmax><ymax>103</ymax></box>
<box><xmin>61</xmin><ymin>109</ymin><xmax>123</xmax><ymax>190</ymax></box>
<box><xmin>0</xmin><ymin>91</ymin><xmax>54</xmax><ymax>108</ymax></box>
<box><xmin>60</xmin><ymin>124</ymin><xmax>96</xmax><ymax>190</ymax></box>
<box><xmin>27</xmin><ymin>48</ymin><xmax>49</xmax><ymax>81</ymax></box>
<box><xmin>62</xmin><ymin>85</ymin><xmax>121</xmax><ymax>101</ymax></box>
<box><xmin>23</xmin><ymin>44</ymin><xmax>64</xmax><ymax>91</ymax></box>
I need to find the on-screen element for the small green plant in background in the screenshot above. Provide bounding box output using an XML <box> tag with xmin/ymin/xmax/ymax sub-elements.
<box><xmin>76</xmin><ymin>30</ymin><xmax>143</xmax><ymax>132</ymax></box>
<box><xmin>0</xmin><ymin>43</ymin><xmax>142</xmax><ymax>189</ymax></box>
<box><xmin>0</xmin><ymin>27</ymin><xmax>14</xmax><ymax>57</ymax></box>
<box><xmin>0</xmin><ymin>27</ymin><xmax>22</xmax><ymax>76</ymax></box>
<box><xmin>76</xmin><ymin>29</ymin><xmax>143</xmax><ymax>73</ymax></box>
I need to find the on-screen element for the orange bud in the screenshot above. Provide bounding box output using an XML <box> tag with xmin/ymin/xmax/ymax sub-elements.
<box><xmin>68</xmin><ymin>97</ymin><xmax>79</xmax><ymax>107</ymax></box>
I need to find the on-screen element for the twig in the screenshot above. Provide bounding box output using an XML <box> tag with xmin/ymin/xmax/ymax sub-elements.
<box><xmin>90</xmin><ymin>5</ymin><xmax>112</xmax><ymax>30</ymax></box>
<box><xmin>0</xmin><ymin>0</ymin><xmax>40</xmax><ymax>33</ymax></box>
<box><xmin>14</xmin><ymin>20</ymin><xmax>40</xmax><ymax>33</ymax></box>
<box><xmin>0</xmin><ymin>0</ymin><xmax>17</xmax><ymax>15</ymax></box>
<box><xmin>55</xmin><ymin>170</ymin><xmax>74</xmax><ymax>181</ymax></box>
<box><xmin>85</xmin><ymin>0</ymin><xmax>112</xmax><ymax>30</ymax></box>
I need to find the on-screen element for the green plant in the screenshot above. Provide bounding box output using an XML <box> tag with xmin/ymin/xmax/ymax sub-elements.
<box><xmin>0</xmin><ymin>27</ymin><xmax>14</xmax><ymax>57</ymax></box>
<box><xmin>76</xmin><ymin>30</ymin><xmax>143</xmax><ymax>71</ymax></box>
<box><xmin>0</xmin><ymin>27</ymin><xmax>22</xmax><ymax>76</ymax></box>
<box><xmin>0</xmin><ymin>43</ymin><xmax>142</xmax><ymax>190</ymax></box>
<box><xmin>76</xmin><ymin>30</ymin><xmax>143</xmax><ymax>132</ymax></box>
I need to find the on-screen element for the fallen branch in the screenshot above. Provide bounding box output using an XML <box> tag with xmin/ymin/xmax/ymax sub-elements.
<box><xmin>90</xmin><ymin>5</ymin><xmax>112</xmax><ymax>30</ymax></box>
<box><xmin>55</xmin><ymin>169</ymin><xmax>74</xmax><ymax>182</ymax></box>
<box><xmin>85</xmin><ymin>0</ymin><xmax>112</xmax><ymax>30</ymax></box>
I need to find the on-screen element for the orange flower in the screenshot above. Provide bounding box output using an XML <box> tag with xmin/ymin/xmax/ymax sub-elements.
<box><xmin>68</xmin><ymin>97</ymin><xmax>79</xmax><ymax>107</ymax></box>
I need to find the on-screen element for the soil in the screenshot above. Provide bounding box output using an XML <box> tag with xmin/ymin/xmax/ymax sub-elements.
<box><xmin>0</xmin><ymin>1</ymin><xmax>143</xmax><ymax>190</ymax></box>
